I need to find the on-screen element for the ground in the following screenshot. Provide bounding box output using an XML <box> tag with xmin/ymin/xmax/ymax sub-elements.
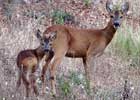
<box><xmin>0</xmin><ymin>0</ymin><xmax>140</xmax><ymax>100</ymax></box>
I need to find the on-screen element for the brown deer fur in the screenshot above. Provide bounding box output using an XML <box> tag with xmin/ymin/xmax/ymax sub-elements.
<box><xmin>42</xmin><ymin>0</ymin><xmax>129</xmax><ymax>96</ymax></box>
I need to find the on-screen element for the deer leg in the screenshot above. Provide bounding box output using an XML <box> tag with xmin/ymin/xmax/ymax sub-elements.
<box><xmin>86</xmin><ymin>55</ymin><xmax>95</xmax><ymax>89</ymax></box>
<box><xmin>49</xmin><ymin>57</ymin><xmax>62</xmax><ymax>97</ymax></box>
<box><xmin>83</xmin><ymin>56</ymin><xmax>94</xmax><ymax>93</ymax></box>
<box><xmin>41</xmin><ymin>53</ymin><xmax>54</xmax><ymax>94</ymax></box>
<box><xmin>85</xmin><ymin>46</ymin><xmax>99</xmax><ymax>90</ymax></box>
<box><xmin>48</xmin><ymin>32</ymin><xmax>68</xmax><ymax>96</ymax></box>
<box><xmin>49</xmin><ymin>50</ymin><xmax>67</xmax><ymax>97</ymax></box>
<box><xmin>82</xmin><ymin>57</ymin><xmax>88</xmax><ymax>80</ymax></box>
<box><xmin>86</xmin><ymin>43</ymin><xmax>105</xmax><ymax>90</ymax></box>
<box><xmin>82</xmin><ymin>57</ymin><xmax>91</xmax><ymax>86</ymax></box>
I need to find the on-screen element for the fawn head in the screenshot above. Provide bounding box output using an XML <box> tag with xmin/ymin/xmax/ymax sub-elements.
<box><xmin>36</xmin><ymin>29</ymin><xmax>51</xmax><ymax>52</ymax></box>
<box><xmin>36</xmin><ymin>30</ymin><xmax>56</xmax><ymax>52</ymax></box>
<box><xmin>106</xmin><ymin>0</ymin><xmax>129</xmax><ymax>29</ymax></box>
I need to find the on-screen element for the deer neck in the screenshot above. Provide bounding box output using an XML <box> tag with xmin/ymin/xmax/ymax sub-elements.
<box><xmin>103</xmin><ymin>20</ymin><xmax>117</xmax><ymax>44</ymax></box>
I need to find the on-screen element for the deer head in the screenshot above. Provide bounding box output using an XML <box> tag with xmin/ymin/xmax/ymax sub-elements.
<box><xmin>106</xmin><ymin>0</ymin><xmax>129</xmax><ymax>29</ymax></box>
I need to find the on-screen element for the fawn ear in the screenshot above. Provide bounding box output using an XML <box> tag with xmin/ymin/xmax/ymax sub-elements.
<box><xmin>35</xmin><ymin>29</ymin><xmax>43</xmax><ymax>43</ymax></box>
<box><xmin>106</xmin><ymin>0</ymin><xmax>113</xmax><ymax>13</ymax></box>
<box><xmin>121</xmin><ymin>2</ymin><xmax>129</xmax><ymax>14</ymax></box>
<box><xmin>35</xmin><ymin>29</ymin><xmax>43</xmax><ymax>41</ymax></box>
<box><xmin>50</xmin><ymin>31</ymin><xmax>57</xmax><ymax>40</ymax></box>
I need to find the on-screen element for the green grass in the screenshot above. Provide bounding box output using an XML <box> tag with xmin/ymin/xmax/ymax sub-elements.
<box><xmin>69</xmin><ymin>72</ymin><xmax>83</xmax><ymax>85</ymax></box>
<box><xmin>83</xmin><ymin>0</ymin><xmax>91</xmax><ymax>7</ymax></box>
<box><xmin>51</xmin><ymin>10</ymin><xmax>73</xmax><ymax>24</ymax></box>
<box><xmin>58</xmin><ymin>75</ymin><xmax>71</xmax><ymax>96</ymax></box>
<box><xmin>69</xmin><ymin>71</ymin><xmax>91</xmax><ymax>95</ymax></box>
<box><xmin>58</xmin><ymin>71</ymin><xmax>91</xmax><ymax>98</ymax></box>
<box><xmin>110</xmin><ymin>20</ymin><xmax>140</xmax><ymax>67</ymax></box>
<box><xmin>3</xmin><ymin>3</ymin><xmax>14</xmax><ymax>20</ymax></box>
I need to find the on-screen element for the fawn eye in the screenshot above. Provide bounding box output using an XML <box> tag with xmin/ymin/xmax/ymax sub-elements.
<box><xmin>120</xmin><ymin>16</ymin><xmax>123</xmax><ymax>18</ymax></box>
<box><xmin>110</xmin><ymin>15</ymin><xmax>114</xmax><ymax>18</ymax></box>
<box><xmin>41</xmin><ymin>42</ymin><xmax>44</xmax><ymax>45</ymax></box>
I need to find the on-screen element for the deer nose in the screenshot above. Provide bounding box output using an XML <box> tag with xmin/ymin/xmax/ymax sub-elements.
<box><xmin>114</xmin><ymin>22</ymin><xmax>120</xmax><ymax>27</ymax></box>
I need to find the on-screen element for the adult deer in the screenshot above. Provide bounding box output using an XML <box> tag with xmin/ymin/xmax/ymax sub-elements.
<box><xmin>16</xmin><ymin>30</ymin><xmax>55</xmax><ymax>97</ymax></box>
<box><xmin>42</xmin><ymin>0</ymin><xmax>129</xmax><ymax>96</ymax></box>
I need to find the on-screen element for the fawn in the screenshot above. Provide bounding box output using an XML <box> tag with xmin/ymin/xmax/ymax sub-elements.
<box><xmin>16</xmin><ymin>30</ymin><xmax>56</xmax><ymax>97</ymax></box>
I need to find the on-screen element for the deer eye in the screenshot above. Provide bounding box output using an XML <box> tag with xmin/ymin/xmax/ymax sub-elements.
<box><xmin>110</xmin><ymin>15</ymin><xmax>114</xmax><ymax>18</ymax></box>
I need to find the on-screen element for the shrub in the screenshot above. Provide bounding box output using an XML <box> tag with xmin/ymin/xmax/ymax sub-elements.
<box><xmin>109</xmin><ymin>21</ymin><xmax>140</xmax><ymax>67</ymax></box>
<box><xmin>51</xmin><ymin>10</ymin><xmax>74</xmax><ymax>24</ymax></box>
<box><xmin>83</xmin><ymin>0</ymin><xmax>91</xmax><ymax>7</ymax></box>
<box><xmin>58</xmin><ymin>76</ymin><xmax>71</xmax><ymax>96</ymax></box>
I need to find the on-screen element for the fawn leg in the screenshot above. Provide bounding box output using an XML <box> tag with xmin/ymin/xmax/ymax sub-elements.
<box><xmin>31</xmin><ymin>66</ymin><xmax>39</xmax><ymax>96</ymax></box>
<box><xmin>16</xmin><ymin>67</ymin><xmax>22</xmax><ymax>90</ymax></box>
<box><xmin>22</xmin><ymin>72</ymin><xmax>30</xmax><ymax>97</ymax></box>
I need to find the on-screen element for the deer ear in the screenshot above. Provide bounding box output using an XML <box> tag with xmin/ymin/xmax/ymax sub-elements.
<box><xmin>35</xmin><ymin>29</ymin><xmax>42</xmax><ymax>41</ymax></box>
<box><xmin>106</xmin><ymin>0</ymin><xmax>113</xmax><ymax>13</ymax></box>
<box><xmin>121</xmin><ymin>2</ymin><xmax>129</xmax><ymax>14</ymax></box>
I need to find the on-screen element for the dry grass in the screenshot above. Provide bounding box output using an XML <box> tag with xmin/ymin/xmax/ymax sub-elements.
<box><xmin>0</xmin><ymin>0</ymin><xmax>140</xmax><ymax>100</ymax></box>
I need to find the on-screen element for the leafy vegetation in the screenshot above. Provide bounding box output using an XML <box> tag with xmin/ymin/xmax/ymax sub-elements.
<box><xmin>57</xmin><ymin>71</ymin><xmax>126</xmax><ymax>99</ymax></box>
<box><xmin>58</xmin><ymin>71</ymin><xmax>91</xmax><ymax>97</ymax></box>
<box><xmin>51</xmin><ymin>10</ymin><xmax>74</xmax><ymax>24</ymax></box>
